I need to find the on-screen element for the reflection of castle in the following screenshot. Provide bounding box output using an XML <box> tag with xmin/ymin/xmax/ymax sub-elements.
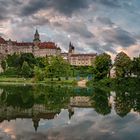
<box><xmin>68</xmin><ymin>96</ymin><xmax>92</xmax><ymax>119</ymax></box>
<box><xmin>70</xmin><ymin>96</ymin><xmax>92</xmax><ymax>107</ymax></box>
<box><xmin>0</xmin><ymin>104</ymin><xmax>60</xmax><ymax>131</ymax></box>
<box><xmin>0</xmin><ymin>96</ymin><xmax>93</xmax><ymax>131</ymax></box>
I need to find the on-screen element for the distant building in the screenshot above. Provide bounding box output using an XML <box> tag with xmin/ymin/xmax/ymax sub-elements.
<box><xmin>69</xmin><ymin>54</ymin><xmax>96</xmax><ymax>66</ymax></box>
<box><xmin>64</xmin><ymin>42</ymin><xmax>97</xmax><ymax>66</ymax></box>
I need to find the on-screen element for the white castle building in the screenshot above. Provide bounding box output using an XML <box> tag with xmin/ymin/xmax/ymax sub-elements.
<box><xmin>0</xmin><ymin>30</ymin><xmax>97</xmax><ymax>66</ymax></box>
<box><xmin>0</xmin><ymin>29</ymin><xmax>61</xmax><ymax>58</ymax></box>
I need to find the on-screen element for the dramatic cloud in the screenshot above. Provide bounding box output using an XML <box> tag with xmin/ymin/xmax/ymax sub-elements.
<box><xmin>101</xmin><ymin>27</ymin><xmax>136</xmax><ymax>47</ymax></box>
<box><xmin>20</xmin><ymin>0</ymin><xmax>89</xmax><ymax>17</ymax></box>
<box><xmin>0</xmin><ymin>0</ymin><xmax>140</xmax><ymax>57</ymax></box>
<box><xmin>93</xmin><ymin>0</ymin><xmax>121</xmax><ymax>8</ymax></box>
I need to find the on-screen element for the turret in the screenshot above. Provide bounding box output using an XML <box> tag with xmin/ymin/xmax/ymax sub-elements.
<box><xmin>33</xmin><ymin>29</ymin><xmax>41</xmax><ymax>46</ymax></box>
<box><xmin>56</xmin><ymin>47</ymin><xmax>61</xmax><ymax>55</ymax></box>
<box><xmin>68</xmin><ymin>42</ymin><xmax>75</xmax><ymax>55</ymax></box>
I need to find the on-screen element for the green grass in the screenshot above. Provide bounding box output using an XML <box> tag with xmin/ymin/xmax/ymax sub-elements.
<box><xmin>0</xmin><ymin>76</ymin><xmax>77</xmax><ymax>85</ymax></box>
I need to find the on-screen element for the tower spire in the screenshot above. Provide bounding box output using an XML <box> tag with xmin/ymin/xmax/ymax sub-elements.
<box><xmin>33</xmin><ymin>29</ymin><xmax>41</xmax><ymax>46</ymax></box>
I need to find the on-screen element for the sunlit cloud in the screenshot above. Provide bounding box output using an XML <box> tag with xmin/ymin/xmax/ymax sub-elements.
<box><xmin>0</xmin><ymin>0</ymin><xmax>139</xmax><ymax>57</ymax></box>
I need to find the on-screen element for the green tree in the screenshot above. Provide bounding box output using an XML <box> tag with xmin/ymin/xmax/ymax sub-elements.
<box><xmin>34</xmin><ymin>66</ymin><xmax>45</xmax><ymax>81</ymax></box>
<box><xmin>114</xmin><ymin>52</ymin><xmax>132</xmax><ymax>78</ymax></box>
<box><xmin>1</xmin><ymin>60</ymin><xmax>7</xmax><ymax>71</ymax></box>
<box><xmin>93</xmin><ymin>53</ymin><xmax>112</xmax><ymax>80</ymax></box>
<box><xmin>46</xmin><ymin>56</ymin><xmax>71</xmax><ymax>81</ymax></box>
<box><xmin>6</xmin><ymin>53</ymin><xmax>20</xmax><ymax>67</ymax></box>
<box><xmin>132</xmin><ymin>56</ymin><xmax>140</xmax><ymax>78</ymax></box>
<box><xmin>19</xmin><ymin>53</ymin><xmax>36</xmax><ymax>68</ymax></box>
<box><xmin>20</xmin><ymin>61</ymin><xmax>33</xmax><ymax>78</ymax></box>
<box><xmin>36</xmin><ymin>57</ymin><xmax>49</xmax><ymax>68</ymax></box>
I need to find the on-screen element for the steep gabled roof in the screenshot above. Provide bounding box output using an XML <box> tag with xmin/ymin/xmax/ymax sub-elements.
<box><xmin>38</xmin><ymin>42</ymin><xmax>57</xmax><ymax>49</ymax></box>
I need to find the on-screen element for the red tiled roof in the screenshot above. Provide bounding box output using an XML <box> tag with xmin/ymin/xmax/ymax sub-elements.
<box><xmin>0</xmin><ymin>36</ymin><xmax>6</xmax><ymax>44</ymax></box>
<box><xmin>12</xmin><ymin>42</ymin><xmax>33</xmax><ymax>46</ymax></box>
<box><xmin>71</xmin><ymin>53</ymin><xmax>97</xmax><ymax>57</ymax></box>
<box><xmin>38</xmin><ymin>42</ymin><xmax>57</xmax><ymax>49</ymax></box>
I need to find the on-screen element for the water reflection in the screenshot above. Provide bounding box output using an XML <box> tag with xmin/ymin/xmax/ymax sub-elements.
<box><xmin>0</xmin><ymin>84</ymin><xmax>140</xmax><ymax>140</ymax></box>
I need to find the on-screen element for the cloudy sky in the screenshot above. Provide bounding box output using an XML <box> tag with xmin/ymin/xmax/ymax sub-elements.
<box><xmin>0</xmin><ymin>0</ymin><xmax>140</xmax><ymax>58</ymax></box>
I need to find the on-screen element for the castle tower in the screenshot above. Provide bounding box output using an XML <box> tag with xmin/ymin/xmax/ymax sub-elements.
<box><xmin>68</xmin><ymin>42</ymin><xmax>75</xmax><ymax>55</ymax></box>
<box><xmin>33</xmin><ymin>29</ymin><xmax>41</xmax><ymax>46</ymax></box>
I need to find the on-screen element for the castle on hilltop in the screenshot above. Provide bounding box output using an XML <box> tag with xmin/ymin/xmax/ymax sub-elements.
<box><xmin>0</xmin><ymin>30</ymin><xmax>97</xmax><ymax>66</ymax></box>
<box><xmin>0</xmin><ymin>29</ymin><xmax>61</xmax><ymax>58</ymax></box>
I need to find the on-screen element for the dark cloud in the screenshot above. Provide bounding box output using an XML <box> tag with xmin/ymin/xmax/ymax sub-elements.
<box><xmin>97</xmin><ymin>17</ymin><xmax>114</xmax><ymax>26</ymax></box>
<box><xmin>0</xmin><ymin>0</ymin><xmax>22</xmax><ymax>21</ymax></box>
<box><xmin>102</xmin><ymin>28</ymin><xmax>136</xmax><ymax>47</ymax></box>
<box><xmin>64</xmin><ymin>22</ymin><xmax>94</xmax><ymax>38</ymax></box>
<box><xmin>102</xmin><ymin>44</ymin><xmax>117</xmax><ymax>54</ymax></box>
<box><xmin>50</xmin><ymin>21</ymin><xmax>94</xmax><ymax>39</ymax></box>
<box><xmin>20</xmin><ymin>0</ymin><xmax>89</xmax><ymax>17</ymax></box>
<box><xmin>93</xmin><ymin>0</ymin><xmax>121</xmax><ymax>8</ymax></box>
<box><xmin>87</xmin><ymin>42</ymin><xmax>104</xmax><ymax>53</ymax></box>
<box><xmin>15</xmin><ymin>16</ymin><xmax>50</xmax><ymax>28</ymax></box>
<box><xmin>0</xmin><ymin>0</ymin><xmax>139</xmax><ymax>57</ymax></box>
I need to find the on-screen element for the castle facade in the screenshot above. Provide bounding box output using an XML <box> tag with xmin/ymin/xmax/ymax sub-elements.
<box><xmin>0</xmin><ymin>29</ymin><xmax>61</xmax><ymax>58</ymax></box>
<box><xmin>0</xmin><ymin>30</ymin><xmax>96</xmax><ymax>66</ymax></box>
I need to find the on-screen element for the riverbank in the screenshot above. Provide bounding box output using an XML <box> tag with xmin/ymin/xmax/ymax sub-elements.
<box><xmin>0</xmin><ymin>77</ymin><xmax>77</xmax><ymax>85</ymax></box>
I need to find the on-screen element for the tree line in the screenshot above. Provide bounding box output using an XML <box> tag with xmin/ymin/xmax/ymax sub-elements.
<box><xmin>0</xmin><ymin>51</ymin><xmax>140</xmax><ymax>81</ymax></box>
<box><xmin>0</xmin><ymin>53</ymin><xmax>73</xmax><ymax>81</ymax></box>
<box><xmin>93</xmin><ymin>51</ymin><xmax>140</xmax><ymax>81</ymax></box>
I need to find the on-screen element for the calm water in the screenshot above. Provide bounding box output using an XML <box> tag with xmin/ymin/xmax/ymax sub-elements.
<box><xmin>0</xmin><ymin>84</ymin><xmax>140</xmax><ymax>140</ymax></box>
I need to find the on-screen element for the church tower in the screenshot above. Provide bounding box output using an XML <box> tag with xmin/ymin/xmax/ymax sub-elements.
<box><xmin>33</xmin><ymin>29</ymin><xmax>41</xmax><ymax>46</ymax></box>
<box><xmin>68</xmin><ymin>42</ymin><xmax>75</xmax><ymax>55</ymax></box>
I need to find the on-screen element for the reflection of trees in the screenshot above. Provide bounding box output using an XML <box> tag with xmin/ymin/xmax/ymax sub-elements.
<box><xmin>44</xmin><ymin>86</ymin><xmax>72</xmax><ymax>110</ymax></box>
<box><xmin>91</xmin><ymin>88</ymin><xmax>111</xmax><ymax>115</ymax></box>
<box><xmin>0</xmin><ymin>80</ymin><xmax>140</xmax><ymax>118</ymax></box>
<box><xmin>133</xmin><ymin>92</ymin><xmax>140</xmax><ymax>112</ymax></box>
<box><xmin>0</xmin><ymin>85</ymin><xmax>73</xmax><ymax>111</ymax></box>
<box><xmin>0</xmin><ymin>86</ymin><xmax>34</xmax><ymax>109</ymax></box>
<box><xmin>113</xmin><ymin>79</ymin><xmax>140</xmax><ymax>117</ymax></box>
<box><xmin>114</xmin><ymin>92</ymin><xmax>132</xmax><ymax>117</ymax></box>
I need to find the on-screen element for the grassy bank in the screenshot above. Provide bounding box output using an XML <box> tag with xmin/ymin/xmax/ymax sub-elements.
<box><xmin>0</xmin><ymin>76</ymin><xmax>77</xmax><ymax>85</ymax></box>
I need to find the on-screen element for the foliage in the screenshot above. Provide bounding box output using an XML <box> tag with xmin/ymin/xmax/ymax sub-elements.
<box><xmin>91</xmin><ymin>87</ymin><xmax>111</xmax><ymax>115</ymax></box>
<box><xmin>46</xmin><ymin>56</ymin><xmax>71</xmax><ymax>80</ymax></box>
<box><xmin>114</xmin><ymin>52</ymin><xmax>132</xmax><ymax>78</ymax></box>
<box><xmin>36</xmin><ymin>57</ymin><xmax>49</xmax><ymax>68</ymax></box>
<box><xmin>93</xmin><ymin>53</ymin><xmax>112</xmax><ymax>80</ymax></box>
<box><xmin>132</xmin><ymin>56</ymin><xmax>140</xmax><ymax>78</ymax></box>
<box><xmin>3</xmin><ymin>67</ymin><xmax>18</xmax><ymax>77</ymax></box>
<box><xmin>6</xmin><ymin>53</ymin><xmax>20</xmax><ymax>67</ymax></box>
<box><xmin>19</xmin><ymin>53</ymin><xmax>36</xmax><ymax>68</ymax></box>
<box><xmin>1</xmin><ymin>60</ymin><xmax>7</xmax><ymax>71</ymax></box>
<box><xmin>20</xmin><ymin>61</ymin><xmax>33</xmax><ymax>78</ymax></box>
<box><xmin>34</xmin><ymin>66</ymin><xmax>45</xmax><ymax>81</ymax></box>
